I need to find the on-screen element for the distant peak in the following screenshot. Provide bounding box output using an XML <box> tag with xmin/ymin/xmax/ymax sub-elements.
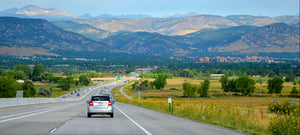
<box><xmin>21</xmin><ymin>5</ymin><xmax>40</xmax><ymax>9</ymax></box>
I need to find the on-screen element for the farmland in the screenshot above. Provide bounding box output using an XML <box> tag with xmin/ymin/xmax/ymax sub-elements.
<box><xmin>113</xmin><ymin>77</ymin><xmax>300</xmax><ymax>135</ymax></box>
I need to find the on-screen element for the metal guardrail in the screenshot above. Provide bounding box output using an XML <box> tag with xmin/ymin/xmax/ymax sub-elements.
<box><xmin>0</xmin><ymin>82</ymin><xmax>117</xmax><ymax>108</ymax></box>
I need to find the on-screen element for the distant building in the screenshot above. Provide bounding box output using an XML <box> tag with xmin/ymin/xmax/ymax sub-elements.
<box><xmin>211</xmin><ymin>74</ymin><xmax>225</xmax><ymax>77</ymax></box>
<box><xmin>217</xmin><ymin>57</ymin><xmax>227</xmax><ymax>63</ymax></box>
<box><xmin>252</xmin><ymin>75</ymin><xmax>262</xmax><ymax>78</ymax></box>
<box><xmin>204</xmin><ymin>57</ymin><xmax>210</xmax><ymax>62</ymax></box>
<box><xmin>199</xmin><ymin>58</ymin><xmax>204</xmax><ymax>62</ymax></box>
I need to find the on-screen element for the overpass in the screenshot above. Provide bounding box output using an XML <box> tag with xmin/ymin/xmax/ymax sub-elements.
<box><xmin>91</xmin><ymin>77</ymin><xmax>140</xmax><ymax>81</ymax></box>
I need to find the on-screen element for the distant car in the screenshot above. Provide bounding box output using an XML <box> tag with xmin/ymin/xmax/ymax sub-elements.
<box><xmin>87</xmin><ymin>94</ymin><xmax>114</xmax><ymax>118</ymax></box>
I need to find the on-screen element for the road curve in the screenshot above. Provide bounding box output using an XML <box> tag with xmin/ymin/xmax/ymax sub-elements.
<box><xmin>0</xmin><ymin>83</ymin><xmax>246</xmax><ymax>135</ymax></box>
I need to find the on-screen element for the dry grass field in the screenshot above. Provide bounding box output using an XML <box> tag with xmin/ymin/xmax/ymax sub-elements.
<box><xmin>136</xmin><ymin>77</ymin><xmax>299</xmax><ymax>110</ymax></box>
<box><xmin>115</xmin><ymin>77</ymin><xmax>300</xmax><ymax>135</ymax></box>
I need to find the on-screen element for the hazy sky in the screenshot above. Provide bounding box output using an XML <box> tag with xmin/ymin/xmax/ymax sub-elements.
<box><xmin>0</xmin><ymin>0</ymin><xmax>299</xmax><ymax>17</ymax></box>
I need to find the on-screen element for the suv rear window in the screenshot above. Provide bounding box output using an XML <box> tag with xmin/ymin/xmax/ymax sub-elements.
<box><xmin>92</xmin><ymin>96</ymin><xmax>110</xmax><ymax>101</ymax></box>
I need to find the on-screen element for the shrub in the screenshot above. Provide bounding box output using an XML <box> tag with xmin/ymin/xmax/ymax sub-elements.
<box><xmin>269</xmin><ymin>100</ymin><xmax>299</xmax><ymax>115</ymax></box>
<box><xmin>232</xmin><ymin>93</ymin><xmax>242</xmax><ymax>96</ymax></box>
<box><xmin>290</xmin><ymin>86</ymin><xmax>299</xmax><ymax>94</ymax></box>
<box><xmin>269</xmin><ymin>115</ymin><xmax>300</xmax><ymax>135</ymax></box>
<box><xmin>38</xmin><ymin>87</ymin><xmax>51</xmax><ymax>97</ymax></box>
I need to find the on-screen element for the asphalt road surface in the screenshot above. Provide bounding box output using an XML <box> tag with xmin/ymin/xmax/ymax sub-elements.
<box><xmin>0</xmin><ymin>83</ymin><xmax>245</xmax><ymax>135</ymax></box>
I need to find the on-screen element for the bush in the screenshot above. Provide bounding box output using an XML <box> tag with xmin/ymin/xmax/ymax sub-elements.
<box><xmin>232</xmin><ymin>93</ymin><xmax>242</xmax><ymax>96</ymax></box>
<box><xmin>38</xmin><ymin>87</ymin><xmax>51</xmax><ymax>97</ymax></box>
<box><xmin>269</xmin><ymin>100</ymin><xmax>299</xmax><ymax>115</ymax></box>
<box><xmin>269</xmin><ymin>115</ymin><xmax>300</xmax><ymax>135</ymax></box>
<box><xmin>291</xmin><ymin>86</ymin><xmax>299</xmax><ymax>94</ymax></box>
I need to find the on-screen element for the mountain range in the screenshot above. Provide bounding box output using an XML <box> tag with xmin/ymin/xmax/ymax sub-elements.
<box><xmin>0</xmin><ymin>5</ymin><xmax>205</xmax><ymax>20</ymax></box>
<box><xmin>0</xmin><ymin>5</ymin><xmax>299</xmax><ymax>58</ymax></box>
<box><xmin>51</xmin><ymin>21</ymin><xmax>113</xmax><ymax>40</ymax></box>
<box><xmin>0</xmin><ymin>5</ymin><xmax>79</xmax><ymax>20</ymax></box>
<box><xmin>71</xmin><ymin>15</ymin><xmax>299</xmax><ymax>35</ymax></box>
<box><xmin>0</xmin><ymin>17</ymin><xmax>298</xmax><ymax>57</ymax></box>
<box><xmin>0</xmin><ymin>17</ymin><xmax>108</xmax><ymax>56</ymax></box>
<box><xmin>101</xmin><ymin>23</ymin><xmax>299</xmax><ymax>55</ymax></box>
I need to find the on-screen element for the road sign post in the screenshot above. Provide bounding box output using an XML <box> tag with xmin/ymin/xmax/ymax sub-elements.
<box><xmin>168</xmin><ymin>98</ymin><xmax>172</xmax><ymax>112</ymax></box>
<box><xmin>138</xmin><ymin>91</ymin><xmax>140</xmax><ymax>106</ymax></box>
<box><xmin>172</xmin><ymin>99</ymin><xmax>174</xmax><ymax>115</ymax></box>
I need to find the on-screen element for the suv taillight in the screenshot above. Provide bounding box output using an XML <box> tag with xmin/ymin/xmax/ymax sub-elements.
<box><xmin>89</xmin><ymin>100</ymin><xmax>93</xmax><ymax>106</ymax></box>
<box><xmin>108</xmin><ymin>101</ymin><xmax>112</xmax><ymax>106</ymax></box>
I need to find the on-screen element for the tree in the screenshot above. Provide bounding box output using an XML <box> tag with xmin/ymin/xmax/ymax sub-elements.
<box><xmin>32</xmin><ymin>64</ymin><xmax>46</xmax><ymax>81</ymax></box>
<box><xmin>79</xmin><ymin>75</ymin><xmax>90</xmax><ymax>86</ymax></box>
<box><xmin>60</xmin><ymin>76</ymin><xmax>74</xmax><ymax>91</ymax></box>
<box><xmin>38</xmin><ymin>87</ymin><xmax>51</xmax><ymax>97</ymax></box>
<box><xmin>228</xmin><ymin>79</ymin><xmax>237</xmax><ymax>92</ymax></box>
<box><xmin>0</xmin><ymin>69</ymin><xmax>4</xmax><ymax>75</ymax></box>
<box><xmin>72</xmin><ymin>74</ymin><xmax>80</xmax><ymax>80</ymax></box>
<box><xmin>63</xmin><ymin>69</ymin><xmax>73</xmax><ymax>76</ymax></box>
<box><xmin>5</xmin><ymin>70</ymin><xmax>27</xmax><ymax>80</ymax></box>
<box><xmin>88</xmin><ymin>71</ymin><xmax>99</xmax><ymax>78</ymax></box>
<box><xmin>219</xmin><ymin>75</ymin><xmax>229</xmax><ymax>92</ymax></box>
<box><xmin>183</xmin><ymin>82</ymin><xmax>197</xmax><ymax>98</ymax></box>
<box><xmin>198</xmin><ymin>79</ymin><xmax>210</xmax><ymax>97</ymax></box>
<box><xmin>125</xmin><ymin>67</ymin><xmax>135</xmax><ymax>74</ymax></box>
<box><xmin>0</xmin><ymin>75</ymin><xmax>22</xmax><ymax>98</ymax></box>
<box><xmin>22</xmin><ymin>81</ymin><xmax>36</xmax><ymax>97</ymax></box>
<box><xmin>235</xmin><ymin>76</ymin><xmax>256</xmax><ymax>96</ymax></box>
<box><xmin>153</xmin><ymin>73</ymin><xmax>167</xmax><ymax>90</ymax></box>
<box><xmin>268</xmin><ymin>71</ymin><xmax>276</xmax><ymax>77</ymax></box>
<box><xmin>220</xmin><ymin>76</ymin><xmax>236</xmax><ymax>92</ymax></box>
<box><xmin>41</xmin><ymin>72</ymin><xmax>54</xmax><ymax>82</ymax></box>
<box><xmin>285</xmin><ymin>75</ymin><xmax>295</xmax><ymax>82</ymax></box>
<box><xmin>268</xmin><ymin>77</ymin><xmax>284</xmax><ymax>94</ymax></box>
<box><xmin>14</xmin><ymin>64</ymin><xmax>31</xmax><ymax>78</ymax></box>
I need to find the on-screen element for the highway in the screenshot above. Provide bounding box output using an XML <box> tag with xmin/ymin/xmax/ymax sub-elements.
<box><xmin>0</xmin><ymin>83</ymin><xmax>245</xmax><ymax>135</ymax></box>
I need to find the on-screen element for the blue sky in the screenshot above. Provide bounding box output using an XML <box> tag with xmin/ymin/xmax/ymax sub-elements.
<box><xmin>0</xmin><ymin>0</ymin><xmax>299</xmax><ymax>17</ymax></box>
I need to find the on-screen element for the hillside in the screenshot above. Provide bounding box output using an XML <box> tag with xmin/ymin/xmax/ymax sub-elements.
<box><xmin>101</xmin><ymin>32</ymin><xmax>189</xmax><ymax>55</ymax></box>
<box><xmin>101</xmin><ymin>24</ymin><xmax>299</xmax><ymax>56</ymax></box>
<box><xmin>207</xmin><ymin>23</ymin><xmax>300</xmax><ymax>53</ymax></box>
<box><xmin>72</xmin><ymin>15</ymin><xmax>299</xmax><ymax>35</ymax></box>
<box><xmin>52</xmin><ymin>21</ymin><xmax>113</xmax><ymax>41</ymax></box>
<box><xmin>0</xmin><ymin>17</ymin><xmax>108</xmax><ymax>56</ymax></box>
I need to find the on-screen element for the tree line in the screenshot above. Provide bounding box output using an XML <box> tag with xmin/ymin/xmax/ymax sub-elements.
<box><xmin>131</xmin><ymin>73</ymin><xmax>168</xmax><ymax>91</ymax></box>
<box><xmin>219</xmin><ymin>75</ymin><xmax>299</xmax><ymax>95</ymax></box>
<box><xmin>0</xmin><ymin>64</ymin><xmax>106</xmax><ymax>98</ymax></box>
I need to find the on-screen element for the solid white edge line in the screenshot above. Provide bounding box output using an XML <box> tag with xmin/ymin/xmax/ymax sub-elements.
<box><xmin>115</xmin><ymin>106</ymin><xmax>152</xmax><ymax>135</ymax></box>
